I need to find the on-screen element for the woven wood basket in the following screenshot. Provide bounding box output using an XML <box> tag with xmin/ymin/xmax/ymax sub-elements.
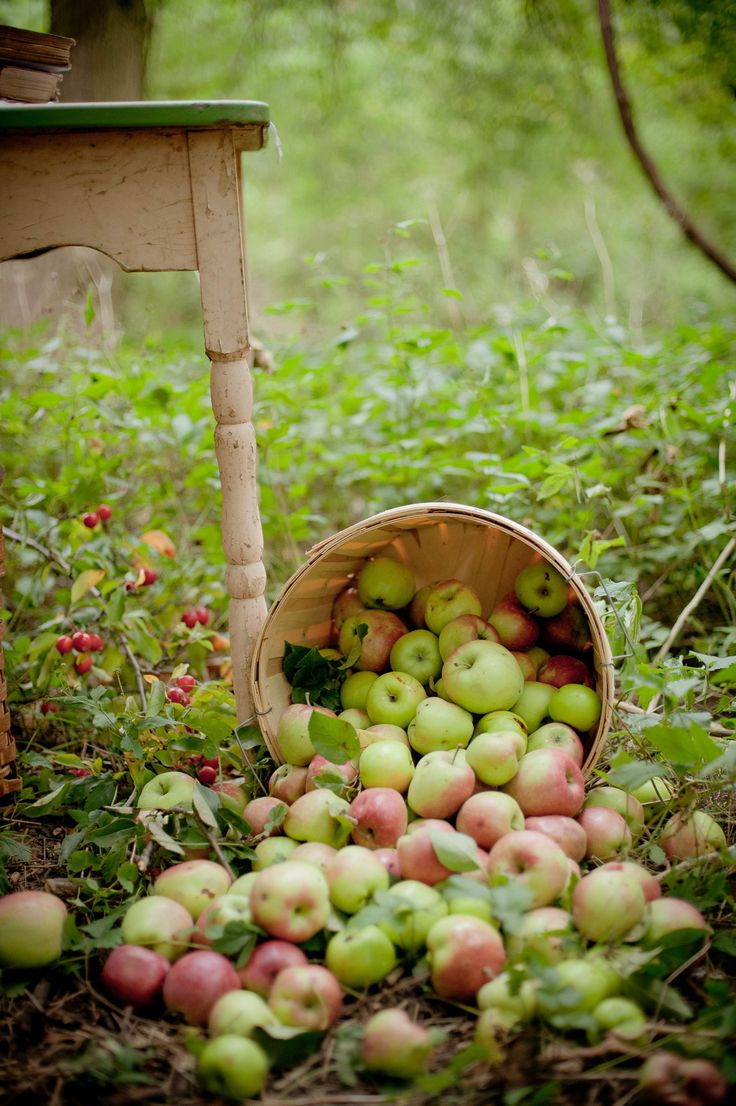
<box><xmin>250</xmin><ymin>503</ymin><xmax>615</xmax><ymax>774</ymax></box>
<box><xmin>0</xmin><ymin>528</ymin><xmax>21</xmax><ymax>801</ymax></box>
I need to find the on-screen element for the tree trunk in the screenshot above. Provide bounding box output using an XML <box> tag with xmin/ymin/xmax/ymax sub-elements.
<box><xmin>51</xmin><ymin>0</ymin><xmax>151</xmax><ymax>102</ymax></box>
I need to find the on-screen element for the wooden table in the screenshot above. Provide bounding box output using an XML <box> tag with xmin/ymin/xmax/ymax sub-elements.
<box><xmin>0</xmin><ymin>101</ymin><xmax>271</xmax><ymax>723</ymax></box>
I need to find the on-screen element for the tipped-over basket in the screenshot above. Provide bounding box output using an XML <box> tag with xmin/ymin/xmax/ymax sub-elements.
<box><xmin>250</xmin><ymin>503</ymin><xmax>614</xmax><ymax>774</ymax></box>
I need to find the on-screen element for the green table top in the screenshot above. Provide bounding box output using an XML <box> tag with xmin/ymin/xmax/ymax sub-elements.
<box><xmin>0</xmin><ymin>99</ymin><xmax>270</xmax><ymax>131</ymax></box>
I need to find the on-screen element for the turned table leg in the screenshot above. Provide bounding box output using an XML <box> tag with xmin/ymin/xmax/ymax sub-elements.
<box><xmin>187</xmin><ymin>129</ymin><xmax>267</xmax><ymax>723</ymax></box>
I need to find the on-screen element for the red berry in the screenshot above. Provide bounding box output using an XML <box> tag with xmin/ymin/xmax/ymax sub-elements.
<box><xmin>125</xmin><ymin>580</ymin><xmax>137</xmax><ymax>592</ymax></box>
<box><xmin>97</xmin><ymin>504</ymin><xmax>112</xmax><ymax>522</ymax></box>
<box><xmin>82</xmin><ymin>512</ymin><xmax>99</xmax><ymax>529</ymax></box>
<box><xmin>71</xmin><ymin>631</ymin><xmax>92</xmax><ymax>652</ymax></box>
<box><xmin>142</xmin><ymin>567</ymin><xmax>158</xmax><ymax>586</ymax></box>
<box><xmin>194</xmin><ymin>605</ymin><xmax>210</xmax><ymax>626</ymax></box>
<box><xmin>70</xmin><ymin>767</ymin><xmax>91</xmax><ymax>778</ymax></box>
<box><xmin>74</xmin><ymin>654</ymin><xmax>93</xmax><ymax>674</ymax></box>
<box><xmin>197</xmin><ymin>766</ymin><xmax>217</xmax><ymax>786</ymax></box>
<box><xmin>56</xmin><ymin>635</ymin><xmax>74</xmax><ymax>655</ymax></box>
<box><xmin>86</xmin><ymin>632</ymin><xmax>104</xmax><ymax>652</ymax></box>
<box><xmin>176</xmin><ymin>675</ymin><xmax>197</xmax><ymax>692</ymax></box>
<box><xmin>41</xmin><ymin>702</ymin><xmax>58</xmax><ymax>715</ymax></box>
<box><xmin>166</xmin><ymin>687</ymin><xmax>191</xmax><ymax>707</ymax></box>
<box><xmin>181</xmin><ymin>611</ymin><xmax>198</xmax><ymax>629</ymax></box>
<box><xmin>201</xmin><ymin>756</ymin><xmax>219</xmax><ymax>771</ymax></box>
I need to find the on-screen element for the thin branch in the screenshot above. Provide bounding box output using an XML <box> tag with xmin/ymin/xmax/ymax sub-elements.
<box><xmin>653</xmin><ymin>535</ymin><xmax>736</xmax><ymax>663</ymax></box>
<box><xmin>598</xmin><ymin>0</ymin><xmax>736</xmax><ymax>285</ymax></box>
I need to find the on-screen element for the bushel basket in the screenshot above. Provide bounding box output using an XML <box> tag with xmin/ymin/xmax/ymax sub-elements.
<box><xmin>250</xmin><ymin>503</ymin><xmax>615</xmax><ymax>773</ymax></box>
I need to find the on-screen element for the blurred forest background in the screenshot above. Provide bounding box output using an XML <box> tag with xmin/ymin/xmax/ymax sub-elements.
<box><xmin>1</xmin><ymin>0</ymin><xmax>734</xmax><ymax>343</ymax></box>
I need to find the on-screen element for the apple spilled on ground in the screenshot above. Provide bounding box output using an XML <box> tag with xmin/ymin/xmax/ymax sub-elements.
<box><xmin>3</xmin><ymin>555</ymin><xmax>729</xmax><ymax>1103</ymax></box>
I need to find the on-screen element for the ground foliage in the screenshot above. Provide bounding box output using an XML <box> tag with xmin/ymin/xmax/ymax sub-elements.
<box><xmin>0</xmin><ymin>256</ymin><xmax>735</xmax><ymax>1104</ymax></box>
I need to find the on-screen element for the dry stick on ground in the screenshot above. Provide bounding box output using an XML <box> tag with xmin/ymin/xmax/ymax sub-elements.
<box><xmin>653</xmin><ymin>535</ymin><xmax>736</xmax><ymax>666</ymax></box>
<box><xmin>3</xmin><ymin>524</ymin><xmax>148</xmax><ymax>709</ymax></box>
<box><xmin>598</xmin><ymin>0</ymin><xmax>736</xmax><ymax>285</ymax></box>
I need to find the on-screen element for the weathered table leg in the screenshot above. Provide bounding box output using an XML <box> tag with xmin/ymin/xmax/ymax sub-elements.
<box><xmin>187</xmin><ymin>129</ymin><xmax>267</xmax><ymax>723</ymax></box>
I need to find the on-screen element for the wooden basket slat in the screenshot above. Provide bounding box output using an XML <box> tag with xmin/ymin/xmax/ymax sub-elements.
<box><xmin>251</xmin><ymin>503</ymin><xmax>615</xmax><ymax>775</ymax></box>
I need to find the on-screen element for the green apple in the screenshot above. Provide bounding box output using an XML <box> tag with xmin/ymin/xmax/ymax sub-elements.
<box><xmin>510</xmin><ymin>681</ymin><xmax>555</xmax><ymax>732</ymax></box>
<box><xmin>340</xmin><ymin>670</ymin><xmax>379</xmax><ymax>711</ymax></box>
<box><xmin>251</xmin><ymin>836</ymin><xmax>299</xmax><ymax>870</ymax></box>
<box><xmin>424</xmin><ymin>579</ymin><xmax>483</xmax><ymax>635</ymax></box>
<box><xmin>389</xmin><ymin>628</ymin><xmax>442</xmax><ymax>685</ymax></box>
<box><xmin>153</xmin><ymin>859</ymin><xmax>233</xmax><ymax>920</ymax></box>
<box><xmin>276</xmin><ymin>703</ymin><xmax>337</xmax><ymax>766</ymax></box>
<box><xmin>476</xmin><ymin>971</ymin><xmax>538</xmax><ymax>1030</ymax></box>
<box><xmin>437</xmin><ymin>876</ymin><xmax>495</xmax><ymax>923</ymax></box>
<box><xmin>120</xmin><ymin>895</ymin><xmax>194</xmax><ymax>961</ymax></box>
<box><xmin>536</xmin><ymin>955</ymin><xmax>620</xmax><ymax>1018</ymax></box>
<box><xmin>583</xmin><ymin>786</ymin><xmax>645</xmax><ymax>835</ymax></box>
<box><xmin>407</xmin><ymin>748</ymin><xmax>476</xmax><ymax>820</ymax></box>
<box><xmin>359</xmin><ymin>740</ymin><xmax>415</xmax><ymax>792</ymax></box>
<box><xmin>526</xmin><ymin>721</ymin><xmax>584</xmax><ymax>767</ymax></box>
<box><xmin>0</xmin><ymin>890</ymin><xmax>67</xmax><ymax>969</ymax></box>
<box><xmin>228</xmin><ymin>871</ymin><xmax>259</xmax><ymax>898</ymax></box>
<box><xmin>359</xmin><ymin>723</ymin><xmax>411</xmax><ymax>748</ymax></box>
<box><xmin>361</xmin><ymin>1007</ymin><xmax>434</xmax><ymax>1079</ymax></box>
<box><xmin>407</xmin><ymin>695</ymin><xmax>474</xmax><ymax>754</ymax></box>
<box><xmin>268</xmin><ymin>963</ymin><xmax>343</xmax><ymax>1029</ymax></box>
<box><xmin>365</xmin><ymin>670</ymin><xmax>426</xmax><ymax>728</ymax></box>
<box><xmin>514</xmin><ymin>563</ymin><xmax>568</xmax><ymax>618</ymax></box>
<box><xmin>571</xmin><ymin>866</ymin><xmax>647</xmax><ymax>942</ymax></box>
<box><xmin>377</xmin><ymin>879</ymin><xmax>448</xmax><ymax>952</ymax></box>
<box><xmin>548</xmin><ymin>683</ymin><xmax>602</xmax><ymax>732</ymax></box>
<box><xmin>338</xmin><ymin>707</ymin><xmax>371</xmax><ymax>729</ymax></box>
<box><xmin>358</xmin><ymin>556</ymin><xmax>416</xmax><ymax>611</ymax></box>
<box><xmin>504</xmin><ymin>906</ymin><xmax>578</xmax><ymax>964</ymax></box>
<box><xmin>442</xmin><ymin>639</ymin><xmax>525</xmax><ymax>714</ymax></box>
<box><xmin>137</xmin><ymin>770</ymin><xmax>196</xmax><ymax>812</ymax></box>
<box><xmin>283</xmin><ymin>789</ymin><xmax>352</xmax><ymax>848</ymax></box>
<box><xmin>660</xmin><ymin>810</ymin><xmax>727</xmax><ymax>859</ymax></box>
<box><xmin>474</xmin><ymin>710</ymin><xmax>528</xmax><ymax>737</ymax></box>
<box><xmin>438</xmin><ymin>613</ymin><xmax>500</xmax><ymax>662</ymax></box>
<box><xmin>208</xmin><ymin>989</ymin><xmax>279</xmax><ymax>1037</ymax></box>
<box><xmin>630</xmin><ymin>775</ymin><xmax>675</xmax><ymax>810</ymax></box>
<box><xmin>193</xmin><ymin>894</ymin><xmax>253</xmax><ymax>947</ymax></box>
<box><xmin>325</xmin><ymin>924</ymin><xmax>397</xmax><ymax>988</ymax></box>
<box><xmin>249</xmin><ymin>860</ymin><xmax>331</xmax><ymax>942</ymax></box>
<box><xmin>325</xmin><ymin>844</ymin><xmax>390</xmax><ymax>913</ymax></box>
<box><xmin>589</xmin><ymin>996</ymin><xmax>647</xmax><ymax>1043</ymax></box>
<box><xmin>466</xmin><ymin>730</ymin><xmax>527</xmax><ymax>786</ymax></box>
<box><xmin>198</xmin><ymin>1034</ymin><xmax>269</xmax><ymax>1099</ymax></box>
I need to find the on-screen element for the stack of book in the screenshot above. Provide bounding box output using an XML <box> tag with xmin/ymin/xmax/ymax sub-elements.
<box><xmin>0</xmin><ymin>24</ymin><xmax>75</xmax><ymax>104</ymax></box>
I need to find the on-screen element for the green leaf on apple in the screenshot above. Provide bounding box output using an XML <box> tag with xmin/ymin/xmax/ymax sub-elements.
<box><xmin>141</xmin><ymin>815</ymin><xmax>185</xmax><ymax>856</ymax></box>
<box><xmin>308</xmin><ymin>711</ymin><xmax>360</xmax><ymax>766</ymax></box>
<box><xmin>186</xmin><ymin>710</ymin><xmax>235</xmax><ymax>743</ymax></box>
<box><xmin>262</xmin><ymin>801</ymin><xmax>288</xmax><ymax>836</ymax></box>
<box><xmin>485</xmin><ymin>880</ymin><xmax>537</xmax><ymax>932</ymax></box>
<box><xmin>283</xmin><ymin>642</ymin><xmax>348</xmax><ymax>711</ymax></box>
<box><xmin>429</xmin><ymin>829</ymin><xmax>481</xmax><ymax>873</ymax></box>
<box><xmin>605</xmin><ymin>758</ymin><xmax>670</xmax><ymax>793</ymax></box>
<box><xmin>252</xmin><ymin>1025</ymin><xmax>325</xmax><ymax>1070</ymax></box>
<box><xmin>192</xmin><ymin>782</ymin><xmax>219</xmax><ymax>828</ymax></box>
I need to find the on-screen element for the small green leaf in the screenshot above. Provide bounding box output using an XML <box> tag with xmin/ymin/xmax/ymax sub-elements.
<box><xmin>146</xmin><ymin>679</ymin><xmax>166</xmax><ymax>718</ymax></box>
<box><xmin>308</xmin><ymin>711</ymin><xmax>360</xmax><ymax>765</ymax></box>
<box><xmin>192</xmin><ymin>782</ymin><xmax>219</xmax><ymax>828</ymax></box>
<box><xmin>429</xmin><ymin>829</ymin><xmax>480</xmax><ymax>872</ymax></box>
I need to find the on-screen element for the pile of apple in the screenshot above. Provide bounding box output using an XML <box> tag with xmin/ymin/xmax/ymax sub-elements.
<box><xmin>0</xmin><ymin>555</ymin><xmax>728</xmax><ymax>1103</ymax></box>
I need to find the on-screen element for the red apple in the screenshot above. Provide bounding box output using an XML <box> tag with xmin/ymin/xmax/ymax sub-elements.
<box><xmin>502</xmin><ymin>748</ymin><xmax>585</xmax><ymax>817</ymax></box>
<box><xmin>572</xmin><ymin>866</ymin><xmax>647</xmax><ymax>943</ymax></box>
<box><xmin>577</xmin><ymin>806</ymin><xmax>632</xmax><ymax>861</ymax></box>
<box><xmin>350</xmin><ymin>787</ymin><xmax>409</xmax><ymax>849</ymax></box>
<box><xmin>541</xmin><ymin>603</ymin><xmax>592</xmax><ymax>654</ymax></box>
<box><xmin>243</xmin><ymin>796</ymin><xmax>287</xmax><ymax>836</ymax></box>
<box><xmin>426</xmin><ymin>913</ymin><xmax>506</xmax><ymax>1001</ymax></box>
<box><xmin>524</xmin><ymin>815</ymin><xmax>588</xmax><ymax>862</ymax></box>
<box><xmin>456</xmin><ymin>791</ymin><xmax>525</xmax><ymax>851</ymax></box>
<box><xmin>269</xmin><ymin>763</ymin><xmax>309</xmax><ymax>804</ymax></box>
<box><xmin>489</xmin><ymin>593</ymin><xmax>540</xmax><ymax>651</ymax></box>
<box><xmin>361</xmin><ymin>1007</ymin><xmax>434</xmax><ymax>1079</ymax></box>
<box><xmin>268</xmin><ymin>964</ymin><xmax>343</xmax><ymax>1030</ymax></box>
<box><xmin>238</xmin><ymin>939</ymin><xmax>309</xmax><ymax>996</ymax></box>
<box><xmin>249</xmin><ymin>860</ymin><xmax>331</xmax><ymax>942</ymax></box>
<box><xmin>338</xmin><ymin>609</ymin><xmax>408</xmax><ymax>672</ymax></box>
<box><xmin>101</xmin><ymin>945</ymin><xmax>170</xmax><ymax>1010</ymax></box>
<box><xmin>538</xmin><ymin>654</ymin><xmax>595</xmax><ymax>689</ymax></box>
<box><xmin>486</xmin><ymin>829</ymin><xmax>569</xmax><ymax>908</ymax></box>
<box><xmin>305</xmin><ymin>754</ymin><xmax>358</xmax><ymax>796</ymax></box>
<box><xmin>163</xmin><ymin>949</ymin><xmax>241</xmax><ymax>1025</ymax></box>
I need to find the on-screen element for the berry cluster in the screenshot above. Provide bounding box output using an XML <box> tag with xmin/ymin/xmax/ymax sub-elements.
<box><xmin>166</xmin><ymin>673</ymin><xmax>198</xmax><ymax>709</ymax></box>
<box><xmin>181</xmin><ymin>606</ymin><xmax>210</xmax><ymax>630</ymax></box>
<box><xmin>82</xmin><ymin>504</ymin><xmax>113</xmax><ymax>530</ymax></box>
<box><xmin>55</xmin><ymin>629</ymin><xmax>104</xmax><ymax>675</ymax></box>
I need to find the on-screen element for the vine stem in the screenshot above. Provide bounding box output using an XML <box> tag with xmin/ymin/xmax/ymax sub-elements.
<box><xmin>3</xmin><ymin>524</ymin><xmax>148</xmax><ymax>710</ymax></box>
